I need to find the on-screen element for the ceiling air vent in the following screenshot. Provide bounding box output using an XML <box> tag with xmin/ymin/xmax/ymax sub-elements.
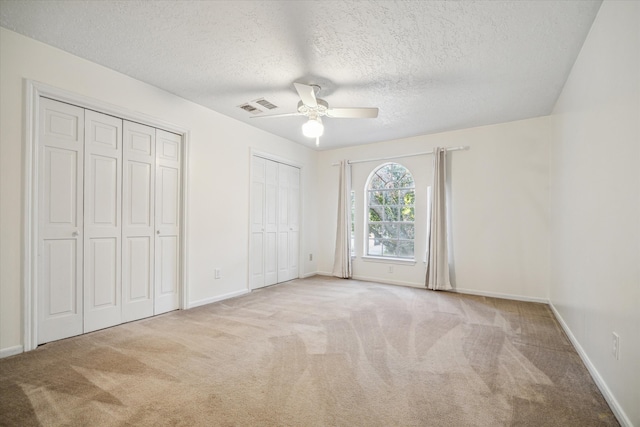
<box><xmin>238</xmin><ymin>103</ymin><xmax>263</xmax><ymax>115</ymax></box>
<box><xmin>253</xmin><ymin>98</ymin><xmax>278</xmax><ymax>110</ymax></box>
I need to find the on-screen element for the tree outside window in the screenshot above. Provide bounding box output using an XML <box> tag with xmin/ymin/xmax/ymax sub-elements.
<box><xmin>366</xmin><ymin>163</ymin><xmax>415</xmax><ymax>259</ymax></box>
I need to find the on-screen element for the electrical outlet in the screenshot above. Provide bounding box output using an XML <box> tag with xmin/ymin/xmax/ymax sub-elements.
<box><xmin>309</xmin><ymin>253</ymin><xmax>313</xmax><ymax>261</ymax></box>
<box><xmin>388</xmin><ymin>265</ymin><xmax>394</xmax><ymax>273</ymax></box>
<box><xmin>612</xmin><ymin>332</ymin><xmax>620</xmax><ymax>360</ymax></box>
<box><xmin>214</xmin><ymin>269</ymin><xmax>221</xmax><ymax>279</ymax></box>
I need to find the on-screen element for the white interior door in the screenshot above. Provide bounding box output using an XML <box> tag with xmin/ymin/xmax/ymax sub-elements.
<box><xmin>287</xmin><ymin>166</ymin><xmax>300</xmax><ymax>280</ymax></box>
<box><xmin>251</xmin><ymin>157</ymin><xmax>278</xmax><ymax>289</ymax></box>
<box><xmin>277</xmin><ymin>163</ymin><xmax>300</xmax><ymax>283</ymax></box>
<box><xmin>250</xmin><ymin>156</ymin><xmax>300</xmax><ymax>288</ymax></box>
<box><xmin>250</xmin><ymin>156</ymin><xmax>266</xmax><ymax>289</ymax></box>
<box><xmin>122</xmin><ymin>121</ymin><xmax>156</xmax><ymax>322</ymax></box>
<box><xmin>264</xmin><ymin>160</ymin><xmax>278</xmax><ymax>286</ymax></box>
<box><xmin>38</xmin><ymin>98</ymin><xmax>85</xmax><ymax>344</ymax></box>
<box><xmin>154</xmin><ymin>129</ymin><xmax>181</xmax><ymax>314</ymax></box>
<box><xmin>277</xmin><ymin>163</ymin><xmax>291</xmax><ymax>282</ymax></box>
<box><xmin>83</xmin><ymin>110</ymin><xmax>123</xmax><ymax>333</ymax></box>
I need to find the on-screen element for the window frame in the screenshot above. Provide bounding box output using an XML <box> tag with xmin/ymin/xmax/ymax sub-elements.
<box><xmin>363</xmin><ymin>162</ymin><xmax>416</xmax><ymax>261</ymax></box>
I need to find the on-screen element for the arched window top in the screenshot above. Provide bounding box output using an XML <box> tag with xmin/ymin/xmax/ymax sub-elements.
<box><xmin>368</xmin><ymin>163</ymin><xmax>415</xmax><ymax>190</ymax></box>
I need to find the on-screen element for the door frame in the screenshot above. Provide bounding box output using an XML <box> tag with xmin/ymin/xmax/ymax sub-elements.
<box><xmin>22</xmin><ymin>80</ymin><xmax>190</xmax><ymax>351</ymax></box>
<box><xmin>248</xmin><ymin>149</ymin><xmax>303</xmax><ymax>291</ymax></box>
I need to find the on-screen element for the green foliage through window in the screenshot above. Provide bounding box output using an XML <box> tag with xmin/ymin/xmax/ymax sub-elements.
<box><xmin>366</xmin><ymin>163</ymin><xmax>415</xmax><ymax>259</ymax></box>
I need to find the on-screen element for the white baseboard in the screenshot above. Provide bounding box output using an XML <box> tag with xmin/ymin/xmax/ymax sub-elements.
<box><xmin>301</xmin><ymin>272</ymin><xmax>318</xmax><ymax>279</ymax></box>
<box><xmin>549</xmin><ymin>303</ymin><xmax>632</xmax><ymax>427</ymax></box>
<box><xmin>0</xmin><ymin>345</ymin><xmax>24</xmax><ymax>359</ymax></box>
<box><xmin>352</xmin><ymin>275</ymin><xmax>424</xmax><ymax>289</ymax></box>
<box><xmin>325</xmin><ymin>275</ymin><xmax>549</xmax><ymax>303</ymax></box>
<box><xmin>187</xmin><ymin>289</ymin><xmax>250</xmax><ymax>309</ymax></box>
<box><xmin>453</xmin><ymin>287</ymin><xmax>548</xmax><ymax>304</ymax></box>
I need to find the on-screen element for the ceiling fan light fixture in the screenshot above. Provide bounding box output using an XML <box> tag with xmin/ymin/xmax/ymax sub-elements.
<box><xmin>302</xmin><ymin>117</ymin><xmax>324</xmax><ymax>138</ymax></box>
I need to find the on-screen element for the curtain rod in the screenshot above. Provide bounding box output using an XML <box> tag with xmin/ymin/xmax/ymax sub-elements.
<box><xmin>331</xmin><ymin>145</ymin><xmax>469</xmax><ymax>166</ymax></box>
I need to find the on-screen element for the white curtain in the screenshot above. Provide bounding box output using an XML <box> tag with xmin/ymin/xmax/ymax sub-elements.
<box><xmin>426</xmin><ymin>148</ymin><xmax>452</xmax><ymax>290</ymax></box>
<box><xmin>332</xmin><ymin>160</ymin><xmax>353</xmax><ymax>278</ymax></box>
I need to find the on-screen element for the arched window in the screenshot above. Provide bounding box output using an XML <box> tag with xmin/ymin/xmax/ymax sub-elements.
<box><xmin>366</xmin><ymin>163</ymin><xmax>415</xmax><ymax>259</ymax></box>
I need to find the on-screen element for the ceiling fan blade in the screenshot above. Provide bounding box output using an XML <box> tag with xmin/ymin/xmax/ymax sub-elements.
<box><xmin>294</xmin><ymin>82</ymin><xmax>318</xmax><ymax>108</ymax></box>
<box><xmin>326</xmin><ymin>107</ymin><xmax>379</xmax><ymax>118</ymax></box>
<box><xmin>250</xmin><ymin>112</ymin><xmax>302</xmax><ymax>119</ymax></box>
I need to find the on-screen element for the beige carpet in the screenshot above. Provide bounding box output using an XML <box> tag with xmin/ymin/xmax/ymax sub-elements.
<box><xmin>0</xmin><ymin>276</ymin><xmax>617</xmax><ymax>426</ymax></box>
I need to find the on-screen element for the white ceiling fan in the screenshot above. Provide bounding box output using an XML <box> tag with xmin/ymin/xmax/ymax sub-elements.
<box><xmin>252</xmin><ymin>82</ymin><xmax>379</xmax><ymax>146</ymax></box>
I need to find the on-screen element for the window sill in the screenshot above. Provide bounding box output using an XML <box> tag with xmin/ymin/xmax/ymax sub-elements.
<box><xmin>361</xmin><ymin>256</ymin><xmax>416</xmax><ymax>266</ymax></box>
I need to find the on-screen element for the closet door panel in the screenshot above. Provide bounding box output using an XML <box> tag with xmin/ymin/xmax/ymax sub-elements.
<box><xmin>38</xmin><ymin>98</ymin><xmax>85</xmax><ymax>344</ymax></box>
<box><xmin>265</xmin><ymin>232</ymin><xmax>278</xmax><ymax>285</ymax></box>
<box><xmin>158</xmin><ymin>236</ymin><xmax>178</xmax><ymax>294</ymax></box>
<box><xmin>45</xmin><ymin>149</ymin><xmax>80</xmax><ymax>226</ymax></box>
<box><xmin>83</xmin><ymin>110</ymin><xmax>122</xmax><ymax>333</ymax></box>
<box><xmin>155</xmin><ymin>129</ymin><xmax>181</xmax><ymax>314</ymax></box>
<box><xmin>158</xmin><ymin>167</ymin><xmax>179</xmax><ymax>226</ymax></box>
<box><xmin>89</xmin><ymin>155</ymin><xmax>118</xmax><ymax>224</ymax></box>
<box><xmin>122</xmin><ymin>121</ymin><xmax>156</xmax><ymax>322</ymax></box>
<box><xmin>277</xmin><ymin>231</ymin><xmax>289</xmax><ymax>281</ymax></box>
<box><xmin>41</xmin><ymin>239</ymin><xmax>80</xmax><ymax>335</ymax></box>
<box><xmin>87</xmin><ymin>238</ymin><xmax>118</xmax><ymax>307</ymax></box>
<box><xmin>127</xmin><ymin>237</ymin><xmax>152</xmax><ymax>299</ymax></box>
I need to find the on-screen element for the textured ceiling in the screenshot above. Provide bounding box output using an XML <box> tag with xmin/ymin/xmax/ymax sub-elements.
<box><xmin>0</xmin><ymin>0</ymin><xmax>602</xmax><ymax>150</ymax></box>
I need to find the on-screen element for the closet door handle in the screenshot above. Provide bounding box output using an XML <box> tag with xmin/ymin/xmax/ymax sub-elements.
<box><xmin>157</xmin><ymin>230</ymin><xmax>161</xmax><ymax>235</ymax></box>
<box><xmin>72</xmin><ymin>231</ymin><xmax>79</xmax><ymax>237</ymax></box>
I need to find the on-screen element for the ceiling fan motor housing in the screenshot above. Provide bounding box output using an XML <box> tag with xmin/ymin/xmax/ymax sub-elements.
<box><xmin>298</xmin><ymin>99</ymin><xmax>329</xmax><ymax>117</ymax></box>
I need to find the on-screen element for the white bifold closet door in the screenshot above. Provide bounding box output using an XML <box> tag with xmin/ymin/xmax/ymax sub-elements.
<box><xmin>277</xmin><ymin>163</ymin><xmax>300</xmax><ymax>283</ymax></box>
<box><xmin>122</xmin><ymin>121</ymin><xmax>156</xmax><ymax>322</ymax></box>
<box><xmin>122</xmin><ymin>124</ymin><xmax>181</xmax><ymax>320</ymax></box>
<box><xmin>154</xmin><ymin>130</ymin><xmax>181</xmax><ymax>314</ymax></box>
<box><xmin>38</xmin><ymin>98</ymin><xmax>85</xmax><ymax>344</ymax></box>
<box><xmin>250</xmin><ymin>157</ymin><xmax>267</xmax><ymax>288</ymax></box>
<box><xmin>37</xmin><ymin>98</ymin><xmax>181</xmax><ymax>345</ymax></box>
<box><xmin>83</xmin><ymin>110</ymin><xmax>123</xmax><ymax>333</ymax></box>
<box><xmin>250</xmin><ymin>156</ymin><xmax>299</xmax><ymax>289</ymax></box>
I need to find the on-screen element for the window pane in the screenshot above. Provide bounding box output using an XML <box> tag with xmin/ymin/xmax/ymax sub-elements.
<box><xmin>369</xmin><ymin>207</ymin><xmax>384</xmax><ymax>222</ymax></box>
<box><xmin>369</xmin><ymin>223</ymin><xmax>396</xmax><ymax>240</ymax></box>
<box><xmin>370</xmin><ymin>174</ymin><xmax>384</xmax><ymax>189</ymax></box>
<box><xmin>369</xmin><ymin>223</ymin><xmax>384</xmax><ymax>238</ymax></box>
<box><xmin>384</xmin><ymin>205</ymin><xmax>400</xmax><ymax>222</ymax></box>
<box><xmin>401</xmin><ymin>206</ymin><xmax>414</xmax><ymax>221</ymax></box>
<box><xmin>381</xmin><ymin>223</ymin><xmax>397</xmax><ymax>239</ymax></box>
<box><xmin>369</xmin><ymin>190</ymin><xmax>384</xmax><ymax>205</ymax></box>
<box><xmin>381</xmin><ymin>239</ymin><xmax>399</xmax><ymax>257</ymax></box>
<box><xmin>367</xmin><ymin>233</ymin><xmax>383</xmax><ymax>256</ymax></box>
<box><xmin>402</xmin><ymin>190</ymin><xmax>415</xmax><ymax>204</ymax></box>
<box><xmin>384</xmin><ymin>189</ymin><xmax>400</xmax><ymax>205</ymax></box>
<box><xmin>396</xmin><ymin>241</ymin><xmax>414</xmax><ymax>258</ymax></box>
<box><xmin>399</xmin><ymin>224</ymin><xmax>414</xmax><ymax>239</ymax></box>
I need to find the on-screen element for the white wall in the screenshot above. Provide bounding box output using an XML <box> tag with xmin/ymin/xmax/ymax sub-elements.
<box><xmin>549</xmin><ymin>1</ymin><xmax>640</xmax><ymax>426</ymax></box>
<box><xmin>0</xmin><ymin>28</ymin><xmax>318</xmax><ymax>354</ymax></box>
<box><xmin>317</xmin><ymin>116</ymin><xmax>551</xmax><ymax>301</ymax></box>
